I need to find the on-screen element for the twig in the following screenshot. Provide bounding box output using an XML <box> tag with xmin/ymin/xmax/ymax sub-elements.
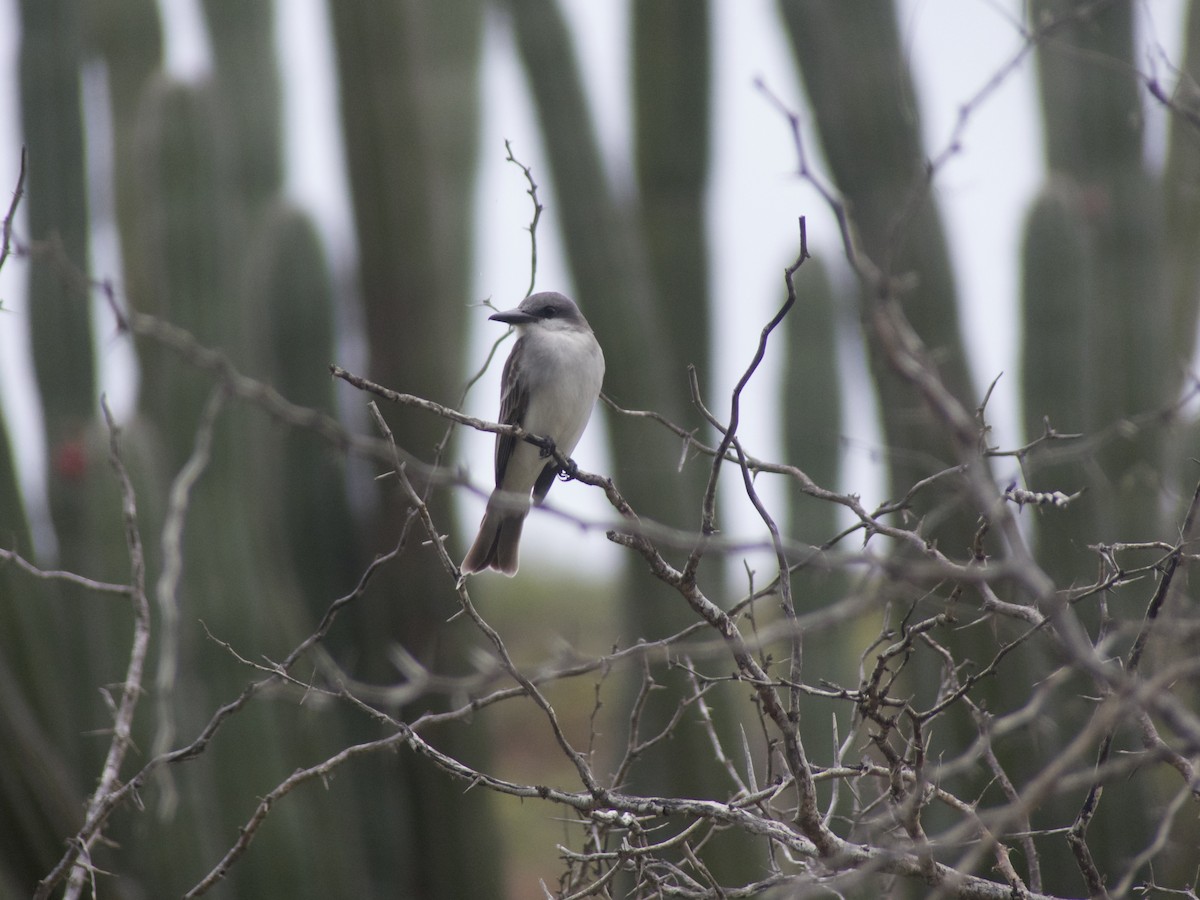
<box><xmin>183</xmin><ymin>731</ymin><xmax>411</xmax><ymax>897</ymax></box>
<box><xmin>504</xmin><ymin>139</ymin><xmax>544</xmax><ymax>299</ymax></box>
<box><xmin>332</xmin><ymin>363</ymin><xmax>560</xmax><ymax>456</ymax></box>
<box><xmin>0</xmin><ymin>146</ymin><xmax>27</xmax><ymax>278</ymax></box>
<box><xmin>54</xmin><ymin>399</ymin><xmax>151</xmax><ymax>900</ymax></box>
<box><xmin>693</xmin><ymin>218</ymin><xmax>809</xmax><ymax>547</ymax></box>
<box><xmin>1067</xmin><ymin>479</ymin><xmax>1200</xmax><ymax>892</ymax></box>
<box><xmin>0</xmin><ymin>547</ymin><xmax>132</xmax><ymax>596</ymax></box>
<box><xmin>151</xmin><ymin>385</ymin><xmax>227</xmax><ymax>817</ymax></box>
<box><xmin>36</xmin><ymin>533</ymin><xmax>404</xmax><ymax>898</ymax></box>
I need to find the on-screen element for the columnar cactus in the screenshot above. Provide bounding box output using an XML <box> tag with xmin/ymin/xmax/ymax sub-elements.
<box><xmin>1019</xmin><ymin>0</ymin><xmax>1200</xmax><ymax>883</ymax></box>
<box><xmin>777</xmin><ymin>0</ymin><xmax>979</xmax><ymax>550</ymax></box>
<box><xmin>328</xmin><ymin>3</ymin><xmax>503</xmax><ymax>895</ymax></box>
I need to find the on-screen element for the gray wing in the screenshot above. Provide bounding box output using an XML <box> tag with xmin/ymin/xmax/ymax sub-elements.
<box><xmin>494</xmin><ymin>338</ymin><xmax>529</xmax><ymax>487</ymax></box>
<box><xmin>532</xmin><ymin>462</ymin><xmax>558</xmax><ymax>504</ymax></box>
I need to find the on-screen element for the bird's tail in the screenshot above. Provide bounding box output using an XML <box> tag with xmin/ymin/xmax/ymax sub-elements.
<box><xmin>461</xmin><ymin>498</ymin><xmax>526</xmax><ymax>576</ymax></box>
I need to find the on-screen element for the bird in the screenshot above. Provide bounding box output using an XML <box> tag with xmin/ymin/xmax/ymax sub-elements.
<box><xmin>461</xmin><ymin>291</ymin><xmax>605</xmax><ymax>576</ymax></box>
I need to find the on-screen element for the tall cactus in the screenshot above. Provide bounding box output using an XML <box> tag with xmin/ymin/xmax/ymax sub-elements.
<box><xmin>504</xmin><ymin>0</ymin><xmax>768</xmax><ymax>885</ymax></box>
<box><xmin>83</xmin><ymin>0</ymin><xmax>162</xmax><ymax>324</ymax></box>
<box><xmin>13</xmin><ymin>3</ymin><xmax>111</xmax><ymax>881</ymax></box>
<box><xmin>1165</xmin><ymin>4</ymin><xmax>1200</xmax><ymax>362</ymax></box>
<box><xmin>134</xmin><ymin>80</ymin><xmax>242</xmax><ymax>460</ymax></box>
<box><xmin>327</xmin><ymin>4</ymin><xmax>503</xmax><ymax>896</ymax></box>
<box><xmin>634</xmin><ymin>0</ymin><xmax>711</xmax><ymax>394</ymax></box>
<box><xmin>783</xmin><ymin>259</ymin><xmax>842</xmax><ymax>545</ymax></box>
<box><xmin>0</xmin><ymin>417</ymin><xmax>28</xmax><ymax>553</ymax></box>
<box><xmin>635</xmin><ymin>1</ymin><xmax>764</xmax><ymax>885</ymax></box>
<box><xmin>200</xmin><ymin>0</ymin><xmax>283</xmax><ymax>213</ymax></box>
<box><xmin>782</xmin><ymin>258</ymin><xmax>850</xmax><ymax>610</ymax></box>
<box><xmin>18</xmin><ymin>0</ymin><xmax>100</xmax><ymax>631</ymax></box>
<box><xmin>9</xmin><ymin>4</ymin><xmax>176</xmax><ymax>889</ymax></box>
<box><xmin>775</xmin><ymin>0</ymin><xmax>1054</xmax><ymax>866</ymax></box>
<box><xmin>246</xmin><ymin>202</ymin><xmax>360</xmax><ymax>616</ymax></box>
<box><xmin>777</xmin><ymin>1</ymin><xmax>978</xmax><ymax>544</ymax></box>
<box><xmin>781</xmin><ymin>257</ymin><xmax>870</xmax><ymax>814</ymax></box>
<box><xmin>19</xmin><ymin>0</ymin><xmax>94</xmax><ymax>450</ymax></box>
<box><xmin>1024</xmin><ymin>0</ymin><xmax>1168</xmax><ymax>550</ymax></box>
<box><xmin>6</xmin><ymin>4</ymin><xmax>91</xmax><ymax>889</ymax></box>
<box><xmin>1161</xmin><ymin>1</ymin><xmax>1200</xmax><ymax>532</ymax></box>
<box><xmin>1019</xmin><ymin>179</ymin><xmax>1095</xmax><ymax>580</ymax></box>
<box><xmin>1020</xmin><ymin>0</ymin><xmax>1200</xmax><ymax>886</ymax></box>
<box><xmin>0</xmin><ymin>404</ymin><xmax>84</xmax><ymax>892</ymax></box>
<box><xmin>9</xmin><ymin>0</ymin><xmax>511</xmax><ymax>891</ymax></box>
<box><xmin>119</xmin><ymin>77</ymin><xmax>333</xmax><ymax>896</ymax></box>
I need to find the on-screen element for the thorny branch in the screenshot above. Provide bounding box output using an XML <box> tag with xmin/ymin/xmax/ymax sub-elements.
<box><xmin>0</xmin><ymin>146</ymin><xmax>26</xmax><ymax>280</ymax></box>
<box><xmin>504</xmin><ymin>139</ymin><xmax>544</xmax><ymax>300</ymax></box>
<box><xmin>26</xmin><ymin>209</ymin><xmax>1200</xmax><ymax>900</ymax></box>
<box><xmin>12</xmin><ymin>25</ymin><xmax>1200</xmax><ymax>896</ymax></box>
<box><xmin>23</xmin><ymin>229</ymin><xmax>1200</xmax><ymax>900</ymax></box>
<box><xmin>54</xmin><ymin>400</ymin><xmax>152</xmax><ymax>900</ymax></box>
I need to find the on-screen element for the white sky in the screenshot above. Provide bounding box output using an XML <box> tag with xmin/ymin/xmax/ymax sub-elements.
<box><xmin>0</xmin><ymin>0</ymin><xmax>1190</xmax><ymax>576</ymax></box>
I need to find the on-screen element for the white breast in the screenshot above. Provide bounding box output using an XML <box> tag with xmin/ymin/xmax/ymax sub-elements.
<box><xmin>521</xmin><ymin>328</ymin><xmax>605</xmax><ymax>455</ymax></box>
<box><xmin>500</xmin><ymin>326</ymin><xmax>604</xmax><ymax>494</ymax></box>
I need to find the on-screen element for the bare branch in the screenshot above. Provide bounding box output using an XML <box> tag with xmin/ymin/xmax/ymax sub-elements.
<box><xmin>0</xmin><ymin>547</ymin><xmax>132</xmax><ymax>596</ymax></box>
<box><xmin>151</xmin><ymin>386</ymin><xmax>227</xmax><ymax>817</ymax></box>
<box><xmin>504</xmin><ymin>139</ymin><xmax>544</xmax><ymax>299</ymax></box>
<box><xmin>0</xmin><ymin>145</ymin><xmax>27</xmax><ymax>279</ymax></box>
<box><xmin>51</xmin><ymin>399</ymin><xmax>152</xmax><ymax>900</ymax></box>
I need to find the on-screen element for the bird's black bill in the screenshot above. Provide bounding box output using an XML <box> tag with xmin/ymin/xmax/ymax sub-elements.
<box><xmin>489</xmin><ymin>309</ymin><xmax>537</xmax><ymax>325</ymax></box>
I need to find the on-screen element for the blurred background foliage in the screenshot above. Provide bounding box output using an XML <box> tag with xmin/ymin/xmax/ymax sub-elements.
<box><xmin>1</xmin><ymin>0</ymin><xmax>1199</xmax><ymax>897</ymax></box>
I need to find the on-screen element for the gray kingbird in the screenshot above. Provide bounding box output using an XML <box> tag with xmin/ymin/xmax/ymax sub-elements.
<box><xmin>461</xmin><ymin>291</ymin><xmax>605</xmax><ymax>576</ymax></box>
